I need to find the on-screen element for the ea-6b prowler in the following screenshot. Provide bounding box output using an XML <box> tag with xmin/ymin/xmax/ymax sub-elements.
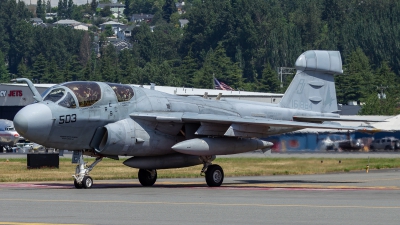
<box><xmin>13</xmin><ymin>50</ymin><xmax>376</xmax><ymax>189</ymax></box>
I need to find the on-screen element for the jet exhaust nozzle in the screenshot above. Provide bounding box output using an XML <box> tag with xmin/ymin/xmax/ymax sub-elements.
<box><xmin>171</xmin><ymin>137</ymin><xmax>273</xmax><ymax>156</ymax></box>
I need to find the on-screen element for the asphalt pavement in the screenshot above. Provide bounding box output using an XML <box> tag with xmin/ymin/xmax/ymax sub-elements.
<box><xmin>0</xmin><ymin>169</ymin><xmax>400</xmax><ymax>224</ymax></box>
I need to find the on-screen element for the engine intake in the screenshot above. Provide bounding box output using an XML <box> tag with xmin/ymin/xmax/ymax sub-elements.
<box><xmin>90</xmin><ymin>119</ymin><xmax>136</xmax><ymax>155</ymax></box>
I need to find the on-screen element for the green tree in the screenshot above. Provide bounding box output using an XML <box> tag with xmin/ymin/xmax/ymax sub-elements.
<box><xmin>104</xmin><ymin>25</ymin><xmax>114</xmax><ymax>37</ymax></box>
<box><xmin>256</xmin><ymin>63</ymin><xmax>281</xmax><ymax>93</ymax></box>
<box><xmin>124</xmin><ymin>0</ymin><xmax>131</xmax><ymax>17</ymax></box>
<box><xmin>42</xmin><ymin>59</ymin><xmax>62</xmax><ymax>83</ymax></box>
<box><xmin>17</xmin><ymin>61</ymin><xmax>30</xmax><ymax>80</ymax></box>
<box><xmin>101</xmin><ymin>6</ymin><xmax>112</xmax><ymax>17</ymax></box>
<box><xmin>36</xmin><ymin>0</ymin><xmax>45</xmax><ymax>19</ymax></box>
<box><xmin>63</xmin><ymin>55</ymin><xmax>82</xmax><ymax>81</ymax></box>
<box><xmin>100</xmin><ymin>44</ymin><xmax>118</xmax><ymax>82</ymax></box>
<box><xmin>91</xmin><ymin>0</ymin><xmax>98</xmax><ymax>14</ymax></box>
<box><xmin>162</xmin><ymin>0</ymin><xmax>176</xmax><ymax>23</ymax></box>
<box><xmin>0</xmin><ymin>49</ymin><xmax>9</xmax><ymax>82</ymax></box>
<box><xmin>178</xmin><ymin>51</ymin><xmax>198</xmax><ymax>87</ymax></box>
<box><xmin>359</xmin><ymin>92</ymin><xmax>399</xmax><ymax>115</ymax></box>
<box><xmin>31</xmin><ymin>54</ymin><xmax>47</xmax><ymax>83</ymax></box>
<box><xmin>46</xmin><ymin>0</ymin><xmax>52</xmax><ymax>13</ymax></box>
<box><xmin>67</xmin><ymin>0</ymin><xmax>74</xmax><ymax>18</ymax></box>
<box><xmin>336</xmin><ymin>48</ymin><xmax>374</xmax><ymax>104</ymax></box>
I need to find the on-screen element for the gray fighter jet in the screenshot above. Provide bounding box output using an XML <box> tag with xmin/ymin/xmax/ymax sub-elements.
<box><xmin>0</xmin><ymin>119</ymin><xmax>20</xmax><ymax>151</ymax></box>
<box><xmin>12</xmin><ymin>50</ymin><xmax>376</xmax><ymax>188</ymax></box>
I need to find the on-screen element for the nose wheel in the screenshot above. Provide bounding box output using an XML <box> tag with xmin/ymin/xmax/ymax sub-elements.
<box><xmin>72</xmin><ymin>151</ymin><xmax>102</xmax><ymax>189</ymax></box>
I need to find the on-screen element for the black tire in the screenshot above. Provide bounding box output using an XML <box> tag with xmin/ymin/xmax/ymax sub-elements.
<box><xmin>138</xmin><ymin>169</ymin><xmax>157</xmax><ymax>186</ymax></box>
<box><xmin>384</xmin><ymin>145</ymin><xmax>394</xmax><ymax>151</ymax></box>
<box><xmin>82</xmin><ymin>176</ymin><xmax>93</xmax><ymax>189</ymax></box>
<box><xmin>74</xmin><ymin>179</ymin><xmax>83</xmax><ymax>189</ymax></box>
<box><xmin>205</xmin><ymin>165</ymin><xmax>224</xmax><ymax>187</ymax></box>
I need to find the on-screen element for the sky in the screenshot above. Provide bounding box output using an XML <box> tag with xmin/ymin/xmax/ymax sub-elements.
<box><xmin>22</xmin><ymin>0</ymin><xmax>97</xmax><ymax>6</ymax></box>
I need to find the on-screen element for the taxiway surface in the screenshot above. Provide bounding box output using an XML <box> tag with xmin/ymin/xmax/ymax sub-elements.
<box><xmin>1</xmin><ymin>169</ymin><xmax>400</xmax><ymax>224</ymax></box>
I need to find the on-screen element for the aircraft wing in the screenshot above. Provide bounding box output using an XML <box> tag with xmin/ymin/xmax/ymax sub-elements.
<box><xmin>130</xmin><ymin>112</ymin><xmax>375</xmax><ymax>131</ymax></box>
<box><xmin>293</xmin><ymin>116</ymin><xmax>385</xmax><ymax>123</ymax></box>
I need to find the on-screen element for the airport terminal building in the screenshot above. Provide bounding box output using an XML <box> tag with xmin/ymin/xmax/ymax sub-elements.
<box><xmin>0</xmin><ymin>82</ymin><xmax>284</xmax><ymax>121</ymax></box>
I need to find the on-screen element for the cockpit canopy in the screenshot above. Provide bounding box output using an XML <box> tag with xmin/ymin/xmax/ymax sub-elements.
<box><xmin>41</xmin><ymin>81</ymin><xmax>134</xmax><ymax>108</ymax></box>
<box><xmin>62</xmin><ymin>82</ymin><xmax>101</xmax><ymax>107</ymax></box>
<box><xmin>41</xmin><ymin>82</ymin><xmax>101</xmax><ymax>108</ymax></box>
<box><xmin>106</xmin><ymin>83</ymin><xmax>134</xmax><ymax>102</ymax></box>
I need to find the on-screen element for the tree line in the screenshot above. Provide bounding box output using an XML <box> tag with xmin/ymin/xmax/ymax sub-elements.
<box><xmin>0</xmin><ymin>0</ymin><xmax>399</xmax><ymax>115</ymax></box>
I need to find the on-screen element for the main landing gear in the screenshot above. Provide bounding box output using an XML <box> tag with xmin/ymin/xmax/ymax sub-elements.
<box><xmin>72</xmin><ymin>151</ymin><xmax>103</xmax><ymax>189</ymax></box>
<box><xmin>138</xmin><ymin>169</ymin><xmax>157</xmax><ymax>186</ymax></box>
<box><xmin>200</xmin><ymin>156</ymin><xmax>224</xmax><ymax>187</ymax></box>
<box><xmin>136</xmin><ymin>156</ymin><xmax>224</xmax><ymax>188</ymax></box>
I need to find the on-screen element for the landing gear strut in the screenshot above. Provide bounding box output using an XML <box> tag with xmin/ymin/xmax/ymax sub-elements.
<box><xmin>138</xmin><ymin>169</ymin><xmax>157</xmax><ymax>186</ymax></box>
<box><xmin>72</xmin><ymin>151</ymin><xmax>103</xmax><ymax>189</ymax></box>
<box><xmin>200</xmin><ymin>156</ymin><xmax>224</xmax><ymax>187</ymax></box>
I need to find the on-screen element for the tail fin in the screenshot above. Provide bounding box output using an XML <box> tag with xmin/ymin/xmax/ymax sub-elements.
<box><xmin>279</xmin><ymin>50</ymin><xmax>343</xmax><ymax>113</ymax></box>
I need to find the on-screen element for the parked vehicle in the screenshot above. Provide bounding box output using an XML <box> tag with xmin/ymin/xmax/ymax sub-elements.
<box><xmin>322</xmin><ymin>136</ymin><xmax>364</xmax><ymax>151</ymax></box>
<box><xmin>369</xmin><ymin>137</ymin><xmax>400</xmax><ymax>151</ymax></box>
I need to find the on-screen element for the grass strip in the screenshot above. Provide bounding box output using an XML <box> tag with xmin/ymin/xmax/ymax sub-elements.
<box><xmin>0</xmin><ymin>157</ymin><xmax>399</xmax><ymax>182</ymax></box>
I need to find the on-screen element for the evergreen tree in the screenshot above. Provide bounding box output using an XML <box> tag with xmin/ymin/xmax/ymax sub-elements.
<box><xmin>100</xmin><ymin>45</ymin><xmax>118</xmax><ymax>82</ymax></box>
<box><xmin>178</xmin><ymin>51</ymin><xmax>198</xmax><ymax>87</ymax></box>
<box><xmin>124</xmin><ymin>0</ymin><xmax>131</xmax><ymax>17</ymax></box>
<box><xmin>0</xmin><ymin>50</ymin><xmax>9</xmax><ymax>83</ymax></box>
<box><xmin>46</xmin><ymin>0</ymin><xmax>51</xmax><ymax>13</ymax></box>
<box><xmin>58</xmin><ymin>0</ymin><xmax>63</xmax><ymax>18</ymax></box>
<box><xmin>212</xmin><ymin>43</ymin><xmax>243</xmax><ymax>89</ymax></box>
<box><xmin>359</xmin><ymin>91</ymin><xmax>399</xmax><ymax>115</ymax></box>
<box><xmin>63</xmin><ymin>55</ymin><xmax>82</xmax><ymax>81</ymax></box>
<box><xmin>256</xmin><ymin>63</ymin><xmax>281</xmax><ymax>93</ymax></box>
<box><xmin>336</xmin><ymin>48</ymin><xmax>374</xmax><ymax>104</ymax></box>
<box><xmin>192</xmin><ymin>49</ymin><xmax>215</xmax><ymax>89</ymax></box>
<box><xmin>162</xmin><ymin>0</ymin><xmax>176</xmax><ymax>23</ymax></box>
<box><xmin>67</xmin><ymin>0</ymin><xmax>74</xmax><ymax>19</ymax></box>
<box><xmin>104</xmin><ymin>25</ymin><xmax>114</xmax><ymax>37</ymax></box>
<box><xmin>17</xmin><ymin>61</ymin><xmax>30</xmax><ymax>80</ymax></box>
<box><xmin>31</xmin><ymin>54</ymin><xmax>47</xmax><ymax>83</ymax></box>
<box><xmin>101</xmin><ymin>6</ymin><xmax>112</xmax><ymax>17</ymax></box>
<box><xmin>91</xmin><ymin>0</ymin><xmax>98</xmax><ymax>14</ymax></box>
<box><xmin>36</xmin><ymin>0</ymin><xmax>45</xmax><ymax>19</ymax></box>
<box><xmin>42</xmin><ymin>59</ymin><xmax>62</xmax><ymax>83</ymax></box>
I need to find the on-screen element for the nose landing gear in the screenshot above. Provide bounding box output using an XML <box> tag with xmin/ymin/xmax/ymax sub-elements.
<box><xmin>72</xmin><ymin>151</ymin><xmax>102</xmax><ymax>189</ymax></box>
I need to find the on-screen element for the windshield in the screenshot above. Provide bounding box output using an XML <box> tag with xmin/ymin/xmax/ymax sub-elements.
<box><xmin>62</xmin><ymin>82</ymin><xmax>101</xmax><ymax>107</ymax></box>
<box><xmin>5</xmin><ymin>126</ymin><xmax>15</xmax><ymax>131</ymax></box>
<box><xmin>58</xmin><ymin>92</ymin><xmax>77</xmax><ymax>108</ymax></box>
<box><xmin>43</xmin><ymin>88</ymin><xmax>66</xmax><ymax>102</ymax></box>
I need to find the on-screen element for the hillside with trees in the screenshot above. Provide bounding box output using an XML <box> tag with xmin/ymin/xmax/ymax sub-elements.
<box><xmin>0</xmin><ymin>0</ymin><xmax>399</xmax><ymax>115</ymax></box>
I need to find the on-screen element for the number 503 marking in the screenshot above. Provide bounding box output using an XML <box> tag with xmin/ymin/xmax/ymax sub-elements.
<box><xmin>59</xmin><ymin>114</ymin><xmax>77</xmax><ymax>124</ymax></box>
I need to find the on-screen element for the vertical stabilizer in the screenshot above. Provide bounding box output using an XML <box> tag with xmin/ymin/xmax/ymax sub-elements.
<box><xmin>279</xmin><ymin>50</ymin><xmax>342</xmax><ymax>113</ymax></box>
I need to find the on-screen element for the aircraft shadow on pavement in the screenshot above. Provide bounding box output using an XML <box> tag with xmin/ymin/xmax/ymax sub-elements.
<box><xmin>234</xmin><ymin>179</ymin><xmax>360</xmax><ymax>184</ymax></box>
<box><xmin>34</xmin><ymin>179</ymin><xmax>360</xmax><ymax>190</ymax></box>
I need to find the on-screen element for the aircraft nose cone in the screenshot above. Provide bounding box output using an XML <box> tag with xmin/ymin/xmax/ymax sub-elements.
<box><xmin>14</xmin><ymin>104</ymin><xmax>53</xmax><ymax>144</ymax></box>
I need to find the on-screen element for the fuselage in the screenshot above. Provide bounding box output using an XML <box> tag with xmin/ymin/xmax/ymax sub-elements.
<box><xmin>13</xmin><ymin>81</ymin><xmax>338</xmax><ymax>154</ymax></box>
